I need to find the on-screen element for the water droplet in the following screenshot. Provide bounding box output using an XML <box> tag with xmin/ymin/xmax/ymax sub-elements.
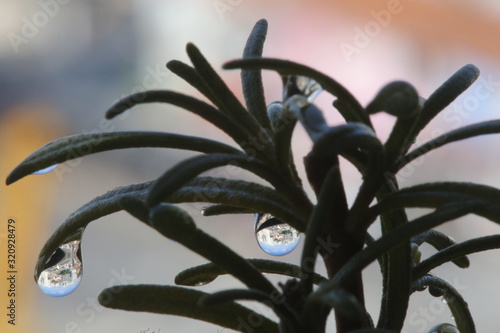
<box><xmin>283</xmin><ymin>76</ymin><xmax>323</xmax><ymax>102</ymax></box>
<box><xmin>200</xmin><ymin>207</ymin><xmax>208</xmax><ymax>216</ymax></box>
<box><xmin>32</xmin><ymin>164</ymin><xmax>58</xmax><ymax>175</ymax></box>
<box><xmin>254</xmin><ymin>213</ymin><xmax>300</xmax><ymax>256</ymax></box>
<box><xmin>429</xmin><ymin>323</ymin><xmax>459</xmax><ymax>333</ymax></box>
<box><xmin>194</xmin><ymin>280</ymin><xmax>211</xmax><ymax>286</ymax></box>
<box><xmin>441</xmin><ymin>296</ymin><xmax>448</xmax><ymax>304</ymax></box>
<box><xmin>36</xmin><ymin>234</ymin><xmax>83</xmax><ymax>297</ymax></box>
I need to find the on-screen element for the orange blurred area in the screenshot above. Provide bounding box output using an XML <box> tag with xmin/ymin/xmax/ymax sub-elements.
<box><xmin>2</xmin><ymin>1</ymin><xmax>500</xmax><ymax>332</ymax></box>
<box><xmin>0</xmin><ymin>105</ymin><xmax>66</xmax><ymax>332</ymax></box>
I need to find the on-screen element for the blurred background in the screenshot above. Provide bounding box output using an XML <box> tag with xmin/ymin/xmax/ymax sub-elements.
<box><xmin>1</xmin><ymin>0</ymin><xmax>500</xmax><ymax>332</ymax></box>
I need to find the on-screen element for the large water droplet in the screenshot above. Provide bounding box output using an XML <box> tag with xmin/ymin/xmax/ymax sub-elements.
<box><xmin>254</xmin><ymin>213</ymin><xmax>300</xmax><ymax>256</ymax></box>
<box><xmin>32</xmin><ymin>164</ymin><xmax>58</xmax><ymax>175</ymax></box>
<box><xmin>36</xmin><ymin>235</ymin><xmax>83</xmax><ymax>297</ymax></box>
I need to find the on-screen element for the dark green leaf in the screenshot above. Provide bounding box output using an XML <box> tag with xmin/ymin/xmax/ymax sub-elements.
<box><xmin>301</xmin><ymin>165</ymin><xmax>343</xmax><ymax>296</ymax></box>
<box><xmin>104</xmin><ymin>90</ymin><xmax>253</xmax><ymax>150</ymax></box>
<box><xmin>376</xmin><ymin>201</ymin><xmax>412</xmax><ymax>330</ymax></box>
<box><xmin>175</xmin><ymin>259</ymin><xmax>327</xmax><ymax>287</ymax></box>
<box><xmin>200</xmin><ymin>288</ymin><xmax>274</xmax><ymax>306</ymax></box>
<box><xmin>266</xmin><ymin>102</ymin><xmax>300</xmax><ymax>179</ymax></box>
<box><xmin>200</xmin><ymin>288</ymin><xmax>298</xmax><ymax>327</ymax></box>
<box><xmin>200</xmin><ymin>204</ymin><xmax>254</xmax><ymax>216</ymax></box>
<box><xmin>99</xmin><ymin>285</ymin><xmax>279</xmax><ymax>333</ymax></box>
<box><xmin>146</xmin><ymin>154</ymin><xmax>312</xmax><ymax>227</ymax></box>
<box><xmin>413</xmin><ymin>234</ymin><xmax>500</xmax><ymax>279</ymax></box>
<box><xmin>319</xmin><ymin>288</ymin><xmax>369</xmax><ymax>322</ymax></box>
<box><xmin>168</xmin><ymin>177</ymin><xmax>306</xmax><ymax>229</ymax></box>
<box><xmin>118</xmin><ymin>196</ymin><xmax>150</xmax><ymax>223</ymax></box>
<box><xmin>6</xmin><ymin>131</ymin><xmax>242</xmax><ymax>185</ymax></box>
<box><xmin>311</xmin><ymin>122</ymin><xmax>383</xmax><ymax>158</ymax></box>
<box><xmin>186</xmin><ymin>43</ymin><xmax>272</xmax><ymax>159</ymax></box>
<box><xmin>411</xmin><ymin>275</ymin><xmax>475</xmax><ymax>333</ymax></box>
<box><xmin>412</xmin><ymin>230</ymin><xmax>469</xmax><ymax>268</ymax></box>
<box><xmin>34</xmin><ymin>181</ymin><xmax>152</xmax><ymax>279</ymax></box>
<box><xmin>317</xmin><ymin>202</ymin><xmax>480</xmax><ymax>297</ymax></box>
<box><xmin>241</xmin><ymin>19</ymin><xmax>272</xmax><ymax>130</ymax></box>
<box><xmin>365</xmin><ymin>81</ymin><xmax>419</xmax><ymax>118</ymax></box>
<box><xmin>284</xmin><ymin>95</ymin><xmax>329</xmax><ymax>141</ymax></box>
<box><xmin>149</xmin><ymin>204</ymin><xmax>281</xmax><ymax>296</ymax></box>
<box><xmin>223</xmin><ymin>57</ymin><xmax>370</xmax><ymax>126</ymax></box>
<box><xmin>166</xmin><ymin>60</ymin><xmax>214</xmax><ymax>99</ymax></box>
<box><xmin>371</xmin><ymin>182</ymin><xmax>500</xmax><ymax>224</ymax></box>
<box><xmin>401</xmin><ymin>119</ymin><xmax>500</xmax><ymax>171</ymax></box>
<box><xmin>408</xmin><ymin>64</ymin><xmax>480</xmax><ymax>144</ymax></box>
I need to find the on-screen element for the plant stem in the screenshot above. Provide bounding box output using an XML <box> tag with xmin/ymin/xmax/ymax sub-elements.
<box><xmin>304</xmin><ymin>153</ymin><xmax>368</xmax><ymax>332</ymax></box>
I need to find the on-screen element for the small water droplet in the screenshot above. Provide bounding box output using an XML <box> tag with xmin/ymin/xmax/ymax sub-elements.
<box><xmin>200</xmin><ymin>207</ymin><xmax>208</xmax><ymax>216</ymax></box>
<box><xmin>36</xmin><ymin>234</ymin><xmax>83</xmax><ymax>297</ymax></box>
<box><xmin>32</xmin><ymin>164</ymin><xmax>58</xmax><ymax>175</ymax></box>
<box><xmin>254</xmin><ymin>213</ymin><xmax>300</xmax><ymax>256</ymax></box>
<box><xmin>194</xmin><ymin>280</ymin><xmax>211</xmax><ymax>286</ymax></box>
<box><xmin>441</xmin><ymin>296</ymin><xmax>448</xmax><ymax>304</ymax></box>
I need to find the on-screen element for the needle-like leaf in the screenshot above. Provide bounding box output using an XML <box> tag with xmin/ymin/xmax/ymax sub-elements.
<box><xmin>400</xmin><ymin>119</ymin><xmax>500</xmax><ymax>171</ymax></box>
<box><xmin>412</xmin><ymin>230</ymin><xmax>469</xmax><ymax>268</ymax></box>
<box><xmin>175</xmin><ymin>259</ymin><xmax>327</xmax><ymax>287</ymax></box>
<box><xmin>6</xmin><ymin>131</ymin><xmax>242</xmax><ymax>185</ymax></box>
<box><xmin>407</xmin><ymin>64</ymin><xmax>480</xmax><ymax>145</ymax></box>
<box><xmin>34</xmin><ymin>181</ymin><xmax>152</xmax><ymax>279</ymax></box>
<box><xmin>146</xmin><ymin>153</ymin><xmax>312</xmax><ymax>227</ymax></box>
<box><xmin>104</xmin><ymin>90</ymin><xmax>253</xmax><ymax>151</ymax></box>
<box><xmin>148</xmin><ymin>204</ymin><xmax>282</xmax><ymax>297</ymax></box>
<box><xmin>223</xmin><ymin>57</ymin><xmax>370</xmax><ymax>126</ymax></box>
<box><xmin>241</xmin><ymin>19</ymin><xmax>272</xmax><ymax>130</ymax></box>
<box><xmin>411</xmin><ymin>275</ymin><xmax>475</xmax><ymax>333</ymax></box>
<box><xmin>186</xmin><ymin>43</ymin><xmax>273</xmax><ymax>160</ymax></box>
<box><xmin>413</xmin><ymin>234</ymin><xmax>500</xmax><ymax>279</ymax></box>
<box><xmin>99</xmin><ymin>285</ymin><xmax>279</xmax><ymax>333</ymax></box>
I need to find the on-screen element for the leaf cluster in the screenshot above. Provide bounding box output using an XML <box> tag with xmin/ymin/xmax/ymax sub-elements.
<box><xmin>7</xmin><ymin>19</ymin><xmax>500</xmax><ymax>333</ymax></box>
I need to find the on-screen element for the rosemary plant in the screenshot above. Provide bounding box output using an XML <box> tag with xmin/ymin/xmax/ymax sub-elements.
<box><xmin>7</xmin><ymin>19</ymin><xmax>500</xmax><ymax>333</ymax></box>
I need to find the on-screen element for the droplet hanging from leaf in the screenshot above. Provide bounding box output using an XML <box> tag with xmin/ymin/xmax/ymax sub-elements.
<box><xmin>35</xmin><ymin>231</ymin><xmax>83</xmax><ymax>297</ymax></box>
<box><xmin>32</xmin><ymin>164</ymin><xmax>58</xmax><ymax>175</ymax></box>
<box><xmin>254</xmin><ymin>213</ymin><xmax>300</xmax><ymax>256</ymax></box>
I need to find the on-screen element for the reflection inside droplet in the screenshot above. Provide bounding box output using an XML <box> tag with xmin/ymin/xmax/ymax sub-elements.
<box><xmin>32</xmin><ymin>164</ymin><xmax>58</xmax><ymax>175</ymax></box>
<box><xmin>254</xmin><ymin>213</ymin><xmax>300</xmax><ymax>256</ymax></box>
<box><xmin>283</xmin><ymin>76</ymin><xmax>323</xmax><ymax>103</ymax></box>
<box><xmin>36</xmin><ymin>238</ymin><xmax>83</xmax><ymax>297</ymax></box>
